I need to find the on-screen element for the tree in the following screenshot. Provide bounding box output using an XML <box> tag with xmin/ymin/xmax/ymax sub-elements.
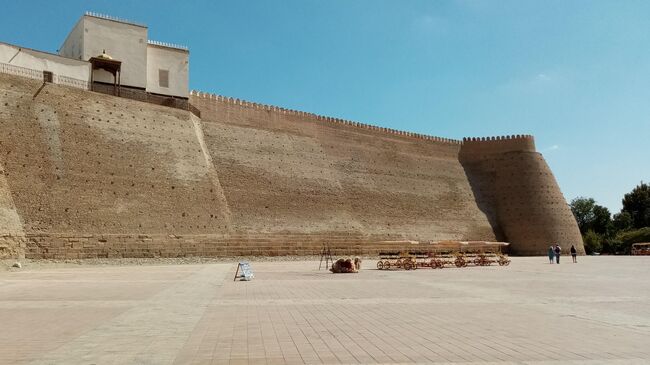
<box><xmin>621</xmin><ymin>182</ymin><xmax>650</xmax><ymax>229</ymax></box>
<box><xmin>592</xmin><ymin>205</ymin><xmax>612</xmax><ymax>235</ymax></box>
<box><xmin>600</xmin><ymin>238</ymin><xmax>621</xmax><ymax>255</ymax></box>
<box><xmin>612</xmin><ymin>211</ymin><xmax>633</xmax><ymax>232</ymax></box>
<box><xmin>570</xmin><ymin>197</ymin><xmax>612</xmax><ymax>235</ymax></box>
<box><xmin>609</xmin><ymin>227</ymin><xmax>650</xmax><ymax>255</ymax></box>
<box><xmin>570</xmin><ymin>197</ymin><xmax>596</xmax><ymax>234</ymax></box>
<box><xmin>617</xmin><ymin>227</ymin><xmax>650</xmax><ymax>245</ymax></box>
<box><xmin>583</xmin><ymin>230</ymin><xmax>602</xmax><ymax>255</ymax></box>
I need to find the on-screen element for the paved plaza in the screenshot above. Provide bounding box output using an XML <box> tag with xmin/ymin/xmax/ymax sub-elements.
<box><xmin>1</xmin><ymin>256</ymin><xmax>649</xmax><ymax>364</ymax></box>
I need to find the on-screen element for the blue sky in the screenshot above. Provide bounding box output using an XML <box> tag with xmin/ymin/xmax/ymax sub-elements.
<box><xmin>1</xmin><ymin>0</ymin><xmax>648</xmax><ymax>213</ymax></box>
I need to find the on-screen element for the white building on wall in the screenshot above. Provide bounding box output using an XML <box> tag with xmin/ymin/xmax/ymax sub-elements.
<box><xmin>0</xmin><ymin>41</ymin><xmax>90</xmax><ymax>88</ymax></box>
<box><xmin>59</xmin><ymin>12</ymin><xmax>189</xmax><ymax>98</ymax></box>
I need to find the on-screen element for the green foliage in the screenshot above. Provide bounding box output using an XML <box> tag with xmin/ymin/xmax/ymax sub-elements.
<box><xmin>570</xmin><ymin>197</ymin><xmax>595</xmax><ymax>234</ymax></box>
<box><xmin>570</xmin><ymin>197</ymin><xmax>612</xmax><ymax>235</ymax></box>
<box><xmin>622</xmin><ymin>182</ymin><xmax>650</xmax><ymax>229</ymax></box>
<box><xmin>613</xmin><ymin>211</ymin><xmax>633</xmax><ymax>231</ymax></box>
<box><xmin>617</xmin><ymin>227</ymin><xmax>650</xmax><ymax>245</ymax></box>
<box><xmin>600</xmin><ymin>237</ymin><xmax>629</xmax><ymax>255</ymax></box>
<box><xmin>600</xmin><ymin>238</ymin><xmax>616</xmax><ymax>254</ymax></box>
<box><xmin>591</xmin><ymin>205</ymin><xmax>612</xmax><ymax>235</ymax></box>
<box><xmin>573</xmin><ymin>182</ymin><xmax>650</xmax><ymax>255</ymax></box>
<box><xmin>583</xmin><ymin>230</ymin><xmax>602</xmax><ymax>255</ymax></box>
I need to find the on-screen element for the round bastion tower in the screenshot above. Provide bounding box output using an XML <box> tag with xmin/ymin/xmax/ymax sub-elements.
<box><xmin>459</xmin><ymin>135</ymin><xmax>585</xmax><ymax>255</ymax></box>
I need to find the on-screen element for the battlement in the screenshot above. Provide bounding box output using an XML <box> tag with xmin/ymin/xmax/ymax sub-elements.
<box><xmin>190</xmin><ymin>90</ymin><xmax>463</xmax><ymax>145</ymax></box>
<box><xmin>84</xmin><ymin>11</ymin><xmax>147</xmax><ymax>28</ymax></box>
<box><xmin>462</xmin><ymin>134</ymin><xmax>534</xmax><ymax>143</ymax></box>
<box><xmin>460</xmin><ymin>134</ymin><xmax>536</xmax><ymax>156</ymax></box>
<box><xmin>147</xmin><ymin>40</ymin><xmax>189</xmax><ymax>52</ymax></box>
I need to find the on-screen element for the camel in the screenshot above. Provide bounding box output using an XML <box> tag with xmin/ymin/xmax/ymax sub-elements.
<box><xmin>330</xmin><ymin>257</ymin><xmax>362</xmax><ymax>273</ymax></box>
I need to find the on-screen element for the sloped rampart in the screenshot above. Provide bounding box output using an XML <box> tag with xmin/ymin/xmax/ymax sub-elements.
<box><xmin>0</xmin><ymin>74</ymin><xmax>231</xmax><ymax>245</ymax></box>
<box><xmin>460</xmin><ymin>135</ymin><xmax>584</xmax><ymax>255</ymax></box>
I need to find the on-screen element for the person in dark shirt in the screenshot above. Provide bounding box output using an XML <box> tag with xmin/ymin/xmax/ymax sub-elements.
<box><xmin>570</xmin><ymin>245</ymin><xmax>577</xmax><ymax>263</ymax></box>
<box><xmin>554</xmin><ymin>244</ymin><xmax>561</xmax><ymax>264</ymax></box>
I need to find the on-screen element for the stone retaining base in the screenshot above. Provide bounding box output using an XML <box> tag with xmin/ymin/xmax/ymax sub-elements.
<box><xmin>24</xmin><ymin>233</ymin><xmax>507</xmax><ymax>259</ymax></box>
<box><xmin>0</xmin><ymin>234</ymin><xmax>26</xmax><ymax>259</ymax></box>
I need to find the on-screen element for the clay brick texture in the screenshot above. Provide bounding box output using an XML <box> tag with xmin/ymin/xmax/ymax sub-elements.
<box><xmin>0</xmin><ymin>74</ymin><xmax>584</xmax><ymax>258</ymax></box>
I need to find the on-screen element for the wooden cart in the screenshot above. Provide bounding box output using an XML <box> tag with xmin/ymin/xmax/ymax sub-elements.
<box><xmin>376</xmin><ymin>251</ymin><xmax>418</xmax><ymax>270</ymax></box>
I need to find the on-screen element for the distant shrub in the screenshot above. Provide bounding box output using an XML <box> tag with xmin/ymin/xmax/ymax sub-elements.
<box><xmin>617</xmin><ymin>227</ymin><xmax>650</xmax><ymax>245</ymax></box>
<box><xmin>583</xmin><ymin>230</ymin><xmax>602</xmax><ymax>255</ymax></box>
<box><xmin>601</xmin><ymin>237</ymin><xmax>628</xmax><ymax>255</ymax></box>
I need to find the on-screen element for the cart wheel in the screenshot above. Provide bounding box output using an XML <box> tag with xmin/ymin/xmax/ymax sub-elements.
<box><xmin>473</xmin><ymin>258</ymin><xmax>481</xmax><ymax>266</ymax></box>
<box><xmin>395</xmin><ymin>259</ymin><xmax>402</xmax><ymax>268</ymax></box>
<box><xmin>383</xmin><ymin>261</ymin><xmax>391</xmax><ymax>270</ymax></box>
<box><xmin>403</xmin><ymin>261</ymin><xmax>412</xmax><ymax>270</ymax></box>
<box><xmin>430</xmin><ymin>259</ymin><xmax>437</xmax><ymax>269</ymax></box>
<box><xmin>377</xmin><ymin>261</ymin><xmax>384</xmax><ymax>270</ymax></box>
<box><xmin>455</xmin><ymin>258</ymin><xmax>465</xmax><ymax>268</ymax></box>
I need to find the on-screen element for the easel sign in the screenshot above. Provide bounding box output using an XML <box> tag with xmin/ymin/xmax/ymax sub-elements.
<box><xmin>234</xmin><ymin>261</ymin><xmax>254</xmax><ymax>281</ymax></box>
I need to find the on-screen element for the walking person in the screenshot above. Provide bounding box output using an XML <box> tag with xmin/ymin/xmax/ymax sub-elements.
<box><xmin>571</xmin><ymin>245</ymin><xmax>577</xmax><ymax>263</ymax></box>
<box><xmin>554</xmin><ymin>244</ymin><xmax>561</xmax><ymax>264</ymax></box>
<box><xmin>547</xmin><ymin>245</ymin><xmax>555</xmax><ymax>264</ymax></box>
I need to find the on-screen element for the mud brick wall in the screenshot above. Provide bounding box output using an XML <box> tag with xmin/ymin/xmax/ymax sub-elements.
<box><xmin>0</xmin><ymin>74</ymin><xmax>230</xmax><ymax>239</ymax></box>
<box><xmin>0</xmin><ymin>73</ymin><xmax>583</xmax><ymax>258</ymax></box>
<box><xmin>460</xmin><ymin>136</ymin><xmax>584</xmax><ymax>255</ymax></box>
<box><xmin>0</xmin><ymin>159</ymin><xmax>25</xmax><ymax>258</ymax></box>
<box><xmin>190</xmin><ymin>92</ymin><xmax>497</xmax><ymax>242</ymax></box>
<box><xmin>24</xmin><ymin>232</ymin><xmax>453</xmax><ymax>259</ymax></box>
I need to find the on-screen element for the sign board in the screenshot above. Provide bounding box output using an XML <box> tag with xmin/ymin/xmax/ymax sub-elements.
<box><xmin>234</xmin><ymin>261</ymin><xmax>254</xmax><ymax>281</ymax></box>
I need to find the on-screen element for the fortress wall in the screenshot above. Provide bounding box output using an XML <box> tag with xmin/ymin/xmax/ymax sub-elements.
<box><xmin>460</xmin><ymin>136</ymin><xmax>584</xmax><ymax>255</ymax></box>
<box><xmin>0</xmin><ymin>73</ymin><xmax>231</xmax><ymax>242</ymax></box>
<box><xmin>0</xmin><ymin>74</ymin><xmax>497</xmax><ymax>258</ymax></box>
<box><xmin>191</xmin><ymin>93</ymin><xmax>497</xmax><ymax>242</ymax></box>
<box><xmin>0</xmin><ymin>162</ymin><xmax>25</xmax><ymax>258</ymax></box>
<box><xmin>0</xmin><ymin>72</ymin><xmax>581</xmax><ymax>257</ymax></box>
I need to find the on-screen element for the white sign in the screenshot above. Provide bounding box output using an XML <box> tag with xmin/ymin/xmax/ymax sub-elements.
<box><xmin>234</xmin><ymin>262</ymin><xmax>254</xmax><ymax>281</ymax></box>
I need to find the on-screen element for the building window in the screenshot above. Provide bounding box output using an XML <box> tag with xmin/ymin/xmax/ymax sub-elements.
<box><xmin>43</xmin><ymin>71</ymin><xmax>53</xmax><ymax>83</ymax></box>
<box><xmin>159</xmin><ymin>69</ymin><xmax>169</xmax><ymax>88</ymax></box>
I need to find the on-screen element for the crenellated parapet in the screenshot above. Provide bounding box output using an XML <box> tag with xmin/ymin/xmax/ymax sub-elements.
<box><xmin>460</xmin><ymin>134</ymin><xmax>536</xmax><ymax>156</ymax></box>
<box><xmin>190</xmin><ymin>90</ymin><xmax>463</xmax><ymax>145</ymax></box>
<box><xmin>462</xmin><ymin>134</ymin><xmax>534</xmax><ymax>143</ymax></box>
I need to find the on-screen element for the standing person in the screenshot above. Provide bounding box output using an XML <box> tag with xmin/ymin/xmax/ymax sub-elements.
<box><xmin>548</xmin><ymin>246</ymin><xmax>555</xmax><ymax>264</ymax></box>
<box><xmin>570</xmin><ymin>245</ymin><xmax>577</xmax><ymax>263</ymax></box>
<box><xmin>554</xmin><ymin>244</ymin><xmax>561</xmax><ymax>264</ymax></box>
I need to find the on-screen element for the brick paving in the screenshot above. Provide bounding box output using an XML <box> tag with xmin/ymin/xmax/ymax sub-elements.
<box><xmin>1</xmin><ymin>256</ymin><xmax>649</xmax><ymax>364</ymax></box>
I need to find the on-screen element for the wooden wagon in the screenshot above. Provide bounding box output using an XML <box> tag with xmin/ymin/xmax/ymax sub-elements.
<box><xmin>377</xmin><ymin>250</ymin><xmax>510</xmax><ymax>270</ymax></box>
<box><xmin>376</xmin><ymin>251</ymin><xmax>419</xmax><ymax>270</ymax></box>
